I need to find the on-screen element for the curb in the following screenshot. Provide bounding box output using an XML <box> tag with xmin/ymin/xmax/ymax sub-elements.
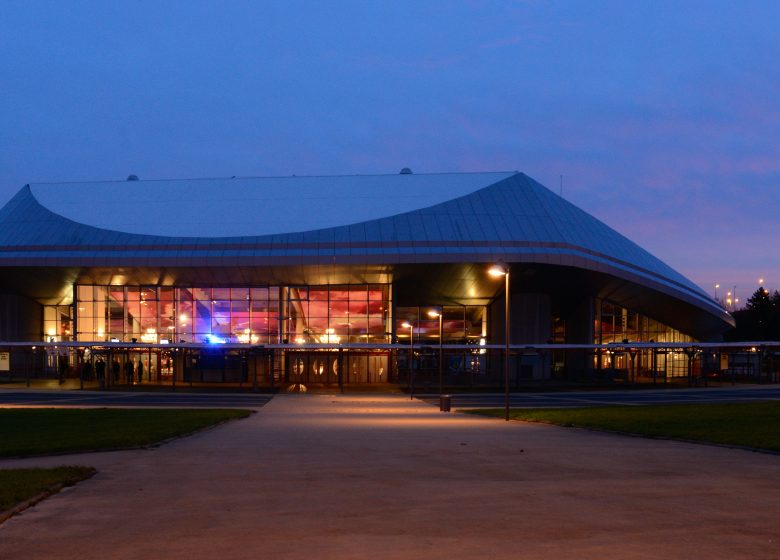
<box><xmin>0</xmin><ymin>468</ymin><xmax>97</xmax><ymax>525</ymax></box>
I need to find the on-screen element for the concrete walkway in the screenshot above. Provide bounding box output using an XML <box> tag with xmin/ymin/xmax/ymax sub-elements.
<box><xmin>1</xmin><ymin>394</ymin><xmax>778</xmax><ymax>559</ymax></box>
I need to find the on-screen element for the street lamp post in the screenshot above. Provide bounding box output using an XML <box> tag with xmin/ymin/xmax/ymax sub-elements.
<box><xmin>402</xmin><ymin>321</ymin><xmax>414</xmax><ymax>399</ymax></box>
<box><xmin>489</xmin><ymin>261</ymin><xmax>511</xmax><ymax>421</ymax></box>
<box><xmin>428</xmin><ymin>309</ymin><xmax>443</xmax><ymax>400</ymax></box>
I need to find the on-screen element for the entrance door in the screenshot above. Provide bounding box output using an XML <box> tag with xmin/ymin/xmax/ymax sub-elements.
<box><xmin>284</xmin><ymin>352</ymin><xmax>343</xmax><ymax>386</ymax></box>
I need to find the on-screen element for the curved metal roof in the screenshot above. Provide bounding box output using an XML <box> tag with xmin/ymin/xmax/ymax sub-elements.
<box><xmin>29</xmin><ymin>172</ymin><xmax>515</xmax><ymax>237</ymax></box>
<box><xmin>0</xmin><ymin>171</ymin><xmax>732</xmax><ymax>330</ymax></box>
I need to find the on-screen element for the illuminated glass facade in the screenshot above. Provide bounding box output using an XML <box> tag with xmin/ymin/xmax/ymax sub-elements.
<box><xmin>394</xmin><ymin>306</ymin><xmax>486</xmax><ymax>344</ymax></box>
<box><xmin>75</xmin><ymin>284</ymin><xmax>392</xmax><ymax>344</ymax></box>
<box><xmin>43</xmin><ymin>305</ymin><xmax>73</xmax><ymax>342</ymax></box>
<box><xmin>594</xmin><ymin>299</ymin><xmax>694</xmax><ymax>376</ymax></box>
<box><xmin>594</xmin><ymin>299</ymin><xmax>693</xmax><ymax>345</ymax></box>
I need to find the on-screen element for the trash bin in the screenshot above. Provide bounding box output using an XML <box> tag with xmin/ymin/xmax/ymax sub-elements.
<box><xmin>439</xmin><ymin>394</ymin><xmax>451</xmax><ymax>412</ymax></box>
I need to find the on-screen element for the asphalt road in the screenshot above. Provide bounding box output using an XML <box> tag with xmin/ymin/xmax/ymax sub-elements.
<box><xmin>2</xmin><ymin>386</ymin><xmax>780</xmax><ymax>410</ymax></box>
<box><xmin>416</xmin><ymin>386</ymin><xmax>780</xmax><ymax>409</ymax></box>
<box><xmin>0</xmin><ymin>389</ymin><xmax>273</xmax><ymax>409</ymax></box>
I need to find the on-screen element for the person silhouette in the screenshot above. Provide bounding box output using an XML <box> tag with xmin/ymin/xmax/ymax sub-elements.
<box><xmin>112</xmin><ymin>359</ymin><xmax>120</xmax><ymax>383</ymax></box>
<box><xmin>124</xmin><ymin>360</ymin><xmax>134</xmax><ymax>384</ymax></box>
<box><xmin>95</xmin><ymin>358</ymin><xmax>106</xmax><ymax>387</ymax></box>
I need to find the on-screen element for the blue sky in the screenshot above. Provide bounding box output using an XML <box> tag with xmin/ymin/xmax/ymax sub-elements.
<box><xmin>1</xmin><ymin>0</ymin><xmax>778</xmax><ymax>302</ymax></box>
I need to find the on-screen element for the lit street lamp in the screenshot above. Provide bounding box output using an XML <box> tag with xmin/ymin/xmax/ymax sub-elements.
<box><xmin>427</xmin><ymin>309</ymin><xmax>443</xmax><ymax>402</ymax></box>
<box><xmin>488</xmin><ymin>261</ymin><xmax>510</xmax><ymax>421</ymax></box>
<box><xmin>402</xmin><ymin>321</ymin><xmax>414</xmax><ymax>399</ymax></box>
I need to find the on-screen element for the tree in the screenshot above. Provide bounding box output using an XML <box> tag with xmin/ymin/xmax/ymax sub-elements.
<box><xmin>728</xmin><ymin>287</ymin><xmax>780</xmax><ymax>341</ymax></box>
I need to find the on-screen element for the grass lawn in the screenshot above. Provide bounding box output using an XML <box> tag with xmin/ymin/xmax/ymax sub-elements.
<box><xmin>465</xmin><ymin>402</ymin><xmax>780</xmax><ymax>452</ymax></box>
<box><xmin>0</xmin><ymin>408</ymin><xmax>251</xmax><ymax>457</ymax></box>
<box><xmin>0</xmin><ymin>467</ymin><xmax>95</xmax><ymax>512</ymax></box>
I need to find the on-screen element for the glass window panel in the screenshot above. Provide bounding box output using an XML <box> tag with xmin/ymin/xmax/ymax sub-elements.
<box><xmin>77</xmin><ymin>285</ymin><xmax>94</xmax><ymax>301</ymax></box>
<box><xmin>159</xmin><ymin>300</ymin><xmax>175</xmax><ymax>321</ymax></box>
<box><xmin>367</xmin><ymin>300</ymin><xmax>384</xmax><ymax>315</ymax></box>
<box><xmin>231</xmin><ymin>287</ymin><xmax>249</xmax><ymax>301</ymax></box>
<box><xmin>418</xmin><ymin>318</ymin><xmax>441</xmax><ymax>341</ymax></box>
<box><xmin>367</xmin><ymin>285</ymin><xmax>385</xmax><ymax>300</ymax></box>
<box><xmin>349</xmin><ymin>317</ymin><xmax>368</xmax><ymax>334</ymax></box>
<box><xmin>194</xmin><ymin>300</ymin><xmax>211</xmax><ymax>322</ymax></box>
<box><xmin>126</xmin><ymin>287</ymin><xmax>140</xmax><ymax>301</ymax></box>
<box><xmin>266</xmin><ymin>313</ymin><xmax>279</xmax><ymax>335</ymax></box>
<box><xmin>141</xmin><ymin>300</ymin><xmax>158</xmax><ymax>317</ymax></box>
<box><xmin>309</xmin><ymin>288</ymin><xmax>328</xmax><ymax>301</ymax></box>
<box><xmin>349</xmin><ymin>284</ymin><xmax>367</xmax><ymax>296</ymax></box>
<box><xmin>94</xmin><ymin>285</ymin><xmax>107</xmax><ymax>301</ymax></box>
<box><xmin>367</xmin><ymin>316</ymin><xmax>385</xmax><ymax>333</ymax></box>
<box><xmin>94</xmin><ymin>298</ymin><xmax>107</xmax><ymax>320</ymax></box>
<box><xmin>44</xmin><ymin>320</ymin><xmax>57</xmax><ymax>339</ymax></box>
<box><xmin>78</xmin><ymin>316</ymin><xmax>94</xmax><ymax>333</ymax></box>
<box><xmin>177</xmin><ymin>318</ymin><xmax>192</xmax><ymax>338</ymax></box>
<box><xmin>231</xmin><ymin>314</ymin><xmax>250</xmax><ymax>336</ymax></box>
<box><xmin>289</xmin><ymin>287</ymin><xmax>308</xmax><ymax>300</ymax></box>
<box><xmin>213</xmin><ymin>288</ymin><xmax>231</xmax><ymax>300</ymax></box>
<box><xmin>109</xmin><ymin>287</ymin><xmax>124</xmax><ymax>303</ymax></box>
<box><xmin>127</xmin><ymin>300</ymin><xmax>141</xmax><ymax>322</ymax></box>
<box><xmin>349</xmin><ymin>300</ymin><xmax>368</xmax><ymax>315</ymax></box>
<box><xmin>159</xmin><ymin>316</ymin><xmax>174</xmax><ymax>333</ymax></box>
<box><xmin>329</xmin><ymin>299</ymin><xmax>349</xmax><ymax>316</ymax></box>
<box><xmin>288</xmin><ymin>299</ymin><xmax>308</xmax><ymax>320</ymax></box>
<box><xmin>231</xmin><ymin>300</ymin><xmax>249</xmax><ymax>313</ymax></box>
<box><xmin>211</xmin><ymin>317</ymin><xmax>230</xmax><ymax>336</ymax></box>
<box><xmin>308</xmin><ymin>299</ymin><xmax>329</xmax><ymax>318</ymax></box>
<box><xmin>466</xmin><ymin>306</ymin><xmax>485</xmax><ymax>338</ymax></box>
<box><xmin>158</xmin><ymin>287</ymin><xmax>174</xmax><ymax>301</ymax></box>
<box><xmin>108</xmin><ymin>300</ymin><xmax>124</xmax><ymax>332</ymax></box>
<box><xmin>251</xmin><ymin>287</ymin><xmax>269</xmax><ymax>301</ymax></box>
<box><xmin>77</xmin><ymin>302</ymin><xmax>94</xmax><ymax>317</ymax></box>
<box><xmin>250</xmin><ymin>314</ymin><xmax>270</xmax><ymax>333</ymax></box>
<box><xmin>213</xmin><ymin>300</ymin><xmax>230</xmax><ymax>316</ymax></box>
<box><xmin>177</xmin><ymin>288</ymin><xmax>193</xmax><ymax>302</ymax></box>
<box><xmin>94</xmin><ymin>315</ymin><xmax>106</xmax><ymax>339</ymax></box>
<box><xmin>193</xmin><ymin>287</ymin><xmax>211</xmax><ymax>301</ymax></box>
<box><xmin>139</xmin><ymin>315</ymin><xmax>157</xmax><ymax>332</ymax></box>
<box><xmin>178</xmin><ymin>300</ymin><xmax>193</xmax><ymax>326</ymax></box>
<box><xmin>330</xmin><ymin>288</ymin><xmax>349</xmax><ymax>301</ymax></box>
<box><xmin>140</xmin><ymin>287</ymin><xmax>157</xmax><ymax>300</ymax></box>
<box><xmin>307</xmin><ymin>316</ymin><xmax>329</xmax><ymax>332</ymax></box>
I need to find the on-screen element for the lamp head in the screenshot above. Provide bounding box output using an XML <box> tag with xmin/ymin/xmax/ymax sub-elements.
<box><xmin>401</xmin><ymin>322</ymin><xmax>412</xmax><ymax>329</ymax></box>
<box><xmin>488</xmin><ymin>261</ymin><xmax>508</xmax><ymax>277</ymax></box>
<box><xmin>427</xmin><ymin>310</ymin><xmax>441</xmax><ymax>318</ymax></box>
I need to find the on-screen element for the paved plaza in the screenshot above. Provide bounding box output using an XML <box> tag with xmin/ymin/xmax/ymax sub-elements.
<box><xmin>1</xmin><ymin>394</ymin><xmax>779</xmax><ymax>559</ymax></box>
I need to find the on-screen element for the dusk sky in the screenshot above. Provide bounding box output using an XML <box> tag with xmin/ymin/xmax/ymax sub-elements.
<box><xmin>1</xmin><ymin>1</ymin><xmax>778</xmax><ymax>304</ymax></box>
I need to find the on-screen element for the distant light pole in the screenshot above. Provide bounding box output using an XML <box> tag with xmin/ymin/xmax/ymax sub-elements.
<box><xmin>402</xmin><ymin>321</ymin><xmax>414</xmax><ymax>399</ymax></box>
<box><xmin>488</xmin><ymin>261</ymin><xmax>511</xmax><ymax>421</ymax></box>
<box><xmin>428</xmin><ymin>309</ymin><xmax>443</xmax><ymax>400</ymax></box>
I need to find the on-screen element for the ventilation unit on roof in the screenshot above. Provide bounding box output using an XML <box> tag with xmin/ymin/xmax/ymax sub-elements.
<box><xmin>127</xmin><ymin>174</ymin><xmax>139</xmax><ymax>181</ymax></box>
<box><xmin>400</xmin><ymin>167</ymin><xmax>413</xmax><ymax>174</ymax></box>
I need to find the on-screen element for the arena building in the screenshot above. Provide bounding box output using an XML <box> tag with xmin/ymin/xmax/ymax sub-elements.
<box><xmin>0</xmin><ymin>171</ymin><xmax>734</xmax><ymax>387</ymax></box>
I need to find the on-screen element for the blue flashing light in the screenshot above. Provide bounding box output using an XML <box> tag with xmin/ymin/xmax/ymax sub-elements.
<box><xmin>205</xmin><ymin>334</ymin><xmax>227</xmax><ymax>344</ymax></box>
